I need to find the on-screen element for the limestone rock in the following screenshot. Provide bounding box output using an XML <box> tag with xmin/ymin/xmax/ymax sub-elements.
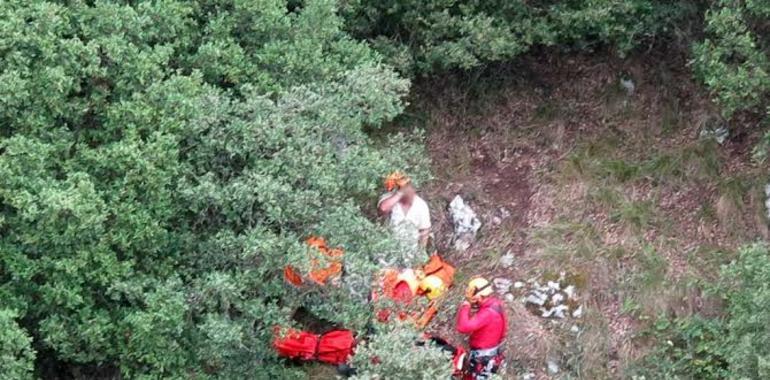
<box><xmin>448</xmin><ymin>195</ymin><xmax>482</xmax><ymax>251</ymax></box>
<box><xmin>572</xmin><ymin>305</ymin><xmax>583</xmax><ymax>318</ymax></box>
<box><xmin>526</xmin><ymin>292</ymin><xmax>547</xmax><ymax>306</ymax></box>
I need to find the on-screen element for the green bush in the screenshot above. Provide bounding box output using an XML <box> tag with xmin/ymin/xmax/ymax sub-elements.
<box><xmin>719</xmin><ymin>243</ymin><xmax>770</xmax><ymax>378</ymax></box>
<box><xmin>0</xmin><ymin>309</ymin><xmax>36</xmax><ymax>380</ymax></box>
<box><xmin>350</xmin><ymin>323</ymin><xmax>453</xmax><ymax>380</ymax></box>
<box><xmin>341</xmin><ymin>0</ymin><xmax>693</xmax><ymax>74</ymax></box>
<box><xmin>632</xmin><ymin>243</ymin><xmax>770</xmax><ymax>379</ymax></box>
<box><xmin>0</xmin><ymin>0</ymin><xmax>426</xmax><ymax>377</ymax></box>
<box><xmin>692</xmin><ymin>1</ymin><xmax>770</xmax><ymax>118</ymax></box>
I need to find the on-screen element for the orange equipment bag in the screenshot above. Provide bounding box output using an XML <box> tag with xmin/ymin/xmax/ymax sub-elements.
<box><xmin>273</xmin><ymin>328</ymin><xmax>355</xmax><ymax>365</ymax></box>
<box><xmin>422</xmin><ymin>254</ymin><xmax>455</xmax><ymax>288</ymax></box>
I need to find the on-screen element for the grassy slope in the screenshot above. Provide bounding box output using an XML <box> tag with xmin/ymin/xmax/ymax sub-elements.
<box><xmin>409</xmin><ymin>49</ymin><xmax>768</xmax><ymax>379</ymax></box>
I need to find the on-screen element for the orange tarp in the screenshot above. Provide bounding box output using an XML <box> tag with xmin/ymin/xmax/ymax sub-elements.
<box><xmin>283</xmin><ymin>236</ymin><xmax>343</xmax><ymax>286</ymax></box>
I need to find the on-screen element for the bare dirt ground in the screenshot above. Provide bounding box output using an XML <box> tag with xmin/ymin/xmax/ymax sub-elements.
<box><xmin>413</xmin><ymin>50</ymin><xmax>767</xmax><ymax>379</ymax></box>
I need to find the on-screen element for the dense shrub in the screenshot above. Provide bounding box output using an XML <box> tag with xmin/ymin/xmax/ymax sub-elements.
<box><xmin>0</xmin><ymin>0</ymin><xmax>426</xmax><ymax>377</ymax></box>
<box><xmin>0</xmin><ymin>309</ymin><xmax>36</xmax><ymax>380</ymax></box>
<box><xmin>632</xmin><ymin>243</ymin><xmax>770</xmax><ymax>379</ymax></box>
<box><xmin>719</xmin><ymin>243</ymin><xmax>770</xmax><ymax>378</ymax></box>
<box><xmin>692</xmin><ymin>0</ymin><xmax>770</xmax><ymax>118</ymax></box>
<box><xmin>349</xmin><ymin>323</ymin><xmax>453</xmax><ymax>380</ymax></box>
<box><xmin>341</xmin><ymin>0</ymin><xmax>694</xmax><ymax>74</ymax></box>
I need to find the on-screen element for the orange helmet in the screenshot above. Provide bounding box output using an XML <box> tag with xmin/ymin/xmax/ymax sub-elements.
<box><xmin>384</xmin><ymin>171</ymin><xmax>411</xmax><ymax>192</ymax></box>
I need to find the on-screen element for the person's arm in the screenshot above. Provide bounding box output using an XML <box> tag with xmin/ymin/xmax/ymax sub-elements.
<box><xmin>418</xmin><ymin>228</ymin><xmax>430</xmax><ymax>248</ymax></box>
<box><xmin>417</xmin><ymin>201</ymin><xmax>432</xmax><ymax>247</ymax></box>
<box><xmin>456</xmin><ymin>302</ymin><xmax>491</xmax><ymax>334</ymax></box>
<box><xmin>378</xmin><ymin>191</ymin><xmax>402</xmax><ymax>214</ymax></box>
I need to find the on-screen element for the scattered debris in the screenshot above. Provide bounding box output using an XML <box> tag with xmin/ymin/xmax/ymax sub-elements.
<box><xmin>520</xmin><ymin>373</ymin><xmax>535</xmax><ymax>380</ymax></box>
<box><xmin>505</xmin><ymin>293</ymin><xmax>515</xmax><ymax>303</ymax></box>
<box><xmin>448</xmin><ymin>195</ymin><xmax>482</xmax><ymax>251</ymax></box>
<box><xmin>699</xmin><ymin>117</ymin><xmax>729</xmax><ymax>145</ymax></box>
<box><xmin>522</xmin><ymin>276</ymin><xmax>583</xmax><ymax>321</ymax></box>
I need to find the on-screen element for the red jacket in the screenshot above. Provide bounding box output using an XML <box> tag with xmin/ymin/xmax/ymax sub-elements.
<box><xmin>455</xmin><ymin>297</ymin><xmax>507</xmax><ymax>349</ymax></box>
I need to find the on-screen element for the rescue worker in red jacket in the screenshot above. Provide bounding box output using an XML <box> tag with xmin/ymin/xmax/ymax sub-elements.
<box><xmin>456</xmin><ymin>277</ymin><xmax>508</xmax><ymax>380</ymax></box>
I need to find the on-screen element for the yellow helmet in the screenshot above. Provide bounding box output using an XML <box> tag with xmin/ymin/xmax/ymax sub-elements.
<box><xmin>418</xmin><ymin>275</ymin><xmax>446</xmax><ymax>300</ymax></box>
<box><xmin>466</xmin><ymin>277</ymin><xmax>493</xmax><ymax>302</ymax></box>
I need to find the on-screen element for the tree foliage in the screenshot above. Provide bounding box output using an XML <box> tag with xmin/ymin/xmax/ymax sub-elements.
<box><xmin>632</xmin><ymin>244</ymin><xmax>770</xmax><ymax>379</ymax></box>
<box><xmin>0</xmin><ymin>309</ymin><xmax>36</xmax><ymax>380</ymax></box>
<box><xmin>341</xmin><ymin>0</ymin><xmax>694</xmax><ymax>73</ymax></box>
<box><xmin>692</xmin><ymin>0</ymin><xmax>770</xmax><ymax>118</ymax></box>
<box><xmin>349</xmin><ymin>323</ymin><xmax>453</xmax><ymax>380</ymax></box>
<box><xmin>2</xmin><ymin>0</ymin><xmax>769</xmax><ymax>378</ymax></box>
<box><xmin>0</xmin><ymin>0</ymin><xmax>426</xmax><ymax>377</ymax></box>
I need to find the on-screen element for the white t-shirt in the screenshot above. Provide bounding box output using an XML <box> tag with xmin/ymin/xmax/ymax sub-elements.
<box><xmin>389</xmin><ymin>195</ymin><xmax>431</xmax><ymax>231</ymax></box>
<box><xmin>378</xmin><ymin>194</ymin><xmax>432</xmax><ymax>267</ymax></box>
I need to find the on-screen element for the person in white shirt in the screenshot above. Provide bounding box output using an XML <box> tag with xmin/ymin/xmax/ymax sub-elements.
<box><xmin>378</xmin><ymin>174</ymin><xmax>432</xmax><ymax>252</ymax></box>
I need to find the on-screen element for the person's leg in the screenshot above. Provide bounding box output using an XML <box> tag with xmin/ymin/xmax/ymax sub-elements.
<box><xmin>469</xmin><ymin>352</ymin><xmax>503</xmax><ymax>380</ymax></box>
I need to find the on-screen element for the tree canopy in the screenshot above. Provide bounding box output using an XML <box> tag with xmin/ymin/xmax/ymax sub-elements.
<box><xmin>1</xmin><ymin>0</ymin><xmax>768</xmax><ymax>379</ymax></box>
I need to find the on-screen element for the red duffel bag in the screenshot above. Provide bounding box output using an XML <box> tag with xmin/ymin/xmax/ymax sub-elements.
<box><xmin>273</xmin><ymin>328</ymin><xmax>355</xmax><ymax>365</ymax></box>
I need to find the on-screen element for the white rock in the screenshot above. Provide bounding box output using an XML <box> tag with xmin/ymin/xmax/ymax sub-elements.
<box><xmin>500</xmin><ymin>252</ymin><xmax>515</xmax><ymax>269</ymax></box>
<box><xmin>551</xmin><ymin>305</ymin><xmax>569</xmax><ymax>319</ymax></box>
<box><xmin>513</xmin><ymin>281</ymin><xmax>525</xmax><ymax>289</ymax></box>
<box><xmin>540</xmin><ymin>307</ymin><xmax>552</xmax><ymax>318</ymax></box>
<box><xmin>551</xmin><ymin>293</ymin><xmax>565</xmax><ymax>305</ymax></box>
<box><xmin>564</xmin><ymin>285</ymin><xmax>576</xmax><ymax>299</ymax></box>
<box><xmin>572</xmin><ymin>305</ymin><xmax>583</xmax><ymax>318</ymax></box>
<box><xmin>526</xmin><ymin>293</ymin><xmax>547</xmax><ymax>306</ymax></box>
<box><xmin>620</xmin><ymin>77</ymin><xmax>635</xmax><ymax>95</ymax></box>
<box><xmin>449</xmin><ymin>195</ymin><xmax>482</xmax><ymax>251</ymax></box>
<box><xmin>547</xmin><ymin>281</ymin><xmax>561</xmax><ymax>291</ymax></box>
<box><xmin>570</xmin><ymin>325</ymin><xmax>580</xmax><ymax>333</ymax></box>
<box><xmin>520</xmin><ymin>373</ymin><xmax>535</xmax><ymax>380</ymax></box>
<box><xmin>547</xmin><ymin>360</ymin><xmax>560</xmax><ymax>375</ymax></box>
<box><xmin>699</xmin><ymin>124</ymin><xmax>729</xmax><ymax>145</ymax></box>
<box><xmin>493</xmin><ymin>278</ymin><xmax>513</xmax><ymax>294</ymax></box>
<box><xmin>505</xmin><ymin>293</ymin><xmax>515</xmax><ymax>302</ymax></box>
